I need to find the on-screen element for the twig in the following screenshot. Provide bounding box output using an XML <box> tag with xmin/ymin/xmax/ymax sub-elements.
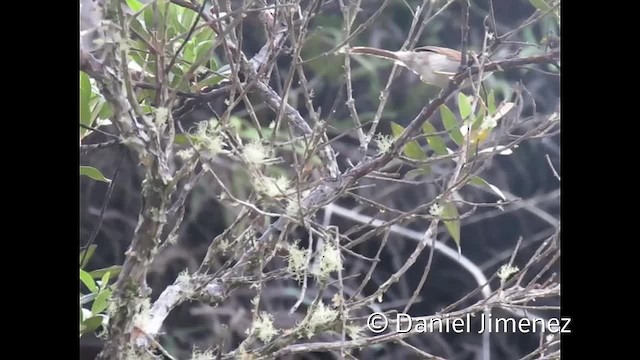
<box><xmin>396</xmin><ymin>339</ymin><xmax>446</xmax><ymax>360</ymax></box>
<box><xmin>290</xmin><ymin>230</ymin><xmax>314</xmax><ymax>314</ymax></box>
<box><xmin>299</xmin><ymin>0</ymin><xmax>395</xmax><ymax>65</ymax></box>
<box><xmin>266</xmin><ymin>284</ymin><xmax>559</xmax><ymax>358</ymax></box>
<box><xmin>459</xmin><ymin>0</ymin><xmax>471</xmax><ymax>68</ymax></box>
<box><xmin>164</xmin><ymin>0</ymin><xmax>208</xmax><ymax>75</ymax></box>
<box><xmin>333</xmin><ymin>226</ymin><xmax>348</xmax><ymax>359</ymax></box>
<box><xmin>117</xmin><ymin>6</ymin><xmax>561</xmax><ymax>356</ymax></box>
<box><xmin>79</xmin><ymin>123</ymin><xmax>121</xmax><ymax>140</ymax></box>
<box><xmin>80</xmin><ymin>140</ymin><xmax>123</xmax><ymax>153</ymax></box>
<box><xmin>498</xmin><ymin>236</ymin><xmax>524</xmax><ymax>294</ymax></box>
<box><xmin>135</xmin><ymin>81</ymin><xmax>229</xmax><ymax>99</ymax></box>
<box><xmin>364</xmin><ymin>0</ymin><xmax>450</xmax><ymax>155</ymax></box>
<box><xmin>339</xmin><ymin>0</ymin><xmax>366</xmax><ymax>156</ymax></box>
<box><xmin>80</xmin><ymin>147</ymin><xmax>125</xmax><ymax>268</ymax></box>
<box><xmin>453</xmin><ymin>50</ymin><xmax>559</xmax><ymax>82</ymax></box>
<box><xmin>402</xmin><ymin>227</ymin><xmax>436</xmax><ymax>313</ymax></box>
<box><xmin>487</xmin><ymin>0</ymin><xmax>498</xmax><ymax>37</ymax></box>
<box><xmin>324</xmin><ymin>202</ymin><xmax>493</xmax><ymax>306</ymax></box>
<box><xmin>546</xmin><ymin>154</ymin><xmax>560</xmax><ymax>181</ymax></box>
<box><xmin>350</xmin><ymin>229</ymin><xmax>390</xmax><ymax>300</ymax></box>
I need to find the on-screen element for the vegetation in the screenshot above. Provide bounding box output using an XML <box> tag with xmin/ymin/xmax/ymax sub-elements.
<box><xmin>80</xmin><ymin>0</ymin><xmax>561</xmax><ymax>359</ymax></box>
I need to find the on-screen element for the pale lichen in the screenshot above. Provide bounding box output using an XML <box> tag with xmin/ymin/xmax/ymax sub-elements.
<box><xmin>374</xmin><ymin>133</ymin><xmax>394</xmax><ymax>153</ymax></box>
<box><xmin>254</xmin><ymin>174</ymin><xmax>290</xmax><ymax>198</ymax></box>
<box><xmin>310</xmin><ymin>241</ymin><xmax>343</xmax><ymax>280</ymax></box>
<box><xmin>287</xmin><ymin>241</ymin><xmax>309</xmax><ymax>282</ymax></box>
<box><xmin>429</xmin><ymin>203</ymin><xmax>443</xmax><ymax>217</ymax></box>
<box><xmin>497</xmin><ymin>264</ymin><xmax>520</xmax><ymax>280</ymax></box>
<box><xmin>304</xmin><ymin>301</ymin><xmax>338</xmax><ymax>338</ymax></box>
<box><xmin>251</xmin><ymin>312</ymin><xmax>279</xmax><ymax>343</ymax></box>
<box><xmin>192</xmin><ymin>119</ymin><xmax>226</xmax><ymax>158</ymax></box>
<box><xmin>154</xmin><ymin>107</ymin><xmax>168</xmax><ymax>127</ymax></box>
<box><xmin>243</xmin><ymin>140</ymin><xmax>271</xmax><ymax>165</ymax></box>
<box><xmin>191</xmin><ymin>348</ymin><xmax>215</xmax><ymax>360</ymax></box>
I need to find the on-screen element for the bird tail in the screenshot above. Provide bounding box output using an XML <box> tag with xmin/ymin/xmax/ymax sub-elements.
<box><xmin>348</xmin><ymin>46</ymin><xmax>400</xmax><ymax>61</ymax></box>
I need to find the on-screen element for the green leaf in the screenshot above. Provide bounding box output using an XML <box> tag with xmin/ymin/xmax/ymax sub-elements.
<box><xmin>90</xmin><ymin>265</ymin><xmax>123</xmax><ymax>279</ymax></box>
<box><xmin>129</xmin><ymin>50</ymin><xmax>146</xmax><ymax>70</ymax></box>
<box><xmin>80</xmin><ymin>316</ymin><xmax>104</xmax><ymax>335</ymax></box>
<box><xmin>141</xmin><ymin>101</ymin><xmax>154</xmax><ymax>115</ymax></box>
<box><xmin>166</xmin><ymin>25</ymin><xmax>177</xmax><ymax>40</ymax></box>
<box><xmin>261</xmin><ymin>127</ymin><xmax>275</xmax><ymax>140</ymax></box>
<box><xmin>130</xmin><ymin>23</ymin><xmax>152</xmax><ymax>53</ymax></box>
<box><xmin>157</xmin><ymin>0</ymin><xmax>168</xmax><ymax>15</ymax></box>
<box><xmin>170</xmin><ymin>65</ymin><xmax>187</xmax><ymax>88</ymax></box>
<box><xmin>194</xmin><ymin>40</ymin><xmax>214</xmax><ymax>65</ymax></box>
<box><xmin>174</xmin><ymin>134</ymin><xmax>188</xmax><ymax>145</ymax></box>
<box><xmin>196</xmin><ymin>74</ymin><xmax>224</xmax><ymax>89</ymax></box>
<box><xmin>405</xmin><ymin>166</ymin><xmax>431</xmax><ymax>180</ymax></box>
<box><xmin>229</xmin><ymin>116</ymin><xmax>243</xmax><ymax>129</ymax></box>
<box><xmin>422</xmin><ymin>122</ymin><xmax>448</xmax><ymax>156</ymax></box>
<box><xmin>80</xmin><ymin>72</ymin><xmax>91</xmax><ymax>122</ymax></box>
<box><xmin>470</xmin><ymin>176</ymin><xmax>507</xmax><ymax>201</ymax></box>
<box><xmin>529</xmin><ymin>0</ymin><xmax>551</xmax><ymax>12</ymax></box>
<box><xmin>209</xmin><ymin>57</ymin><xmax>219</xmax><ymax>71</ymax></box>
<box><xmin>184</xmin><ymin>42</ymin><xmax>195</xmax><ymax>63</ymax></box>
<box><xmin>441</xmin><ymin>202</ymin><xmax>461</xmax><ymax>251</ymax></box>
<box><xmin>169</xmin><ymin>5</ymin><xmax>186</xmax><ymax>33</ymax></box>
<box><xmin>80</xmin><ymin>166</ymin><xmax>111</xmax><ymax>183</ymax></box>
<box><xmin>81</xmin><ymin>293</ymin><xmax>97</xmax><ymax>306</ymax></box>
<box><xmin>457</xmin><ymin>93</ymin><xmax>473</xmax><ymax>119</ymax></box>
<box><xmin>403</xmin><ymin>141</ymin><xmax>427</xmax><ymax>160</ymax></box>
<box><xmin>472</xmin><ymin>113</ymin><xmax>484</xmax><ymax>132</ymax></box>
<box><xmin>195</xmin><ymin>27</ymin><xmax>215</xmax><ymax>46</ymax></box>
<box><xmin>143</xmin><ymin>3</ymin><xmax>155</xmax><ymax>28</ymax></box>
<box><xmin>487</xmin><ymin>90</ymin><xmax>496</xmax><ymax>115</ymax></box>
<box><xmin>91</xmin><ymin>290</ymin><xmax>112</xmax><ymax>314</ymax></box>
<box><xmin>80</xmin><ymin>245</ymin><xmax>97</xmax><ymax>268</ymax></box>
<box><xmin>126</xmin><ymin>0</ymin><xmax>144</xmax><ymax>13</ymax></box>
<box><xmin>100</xmin><ymin>271</ymin><xmax>111</xmax><ymax>290</ymax></box>
<box><xmin>491</xmin><ymin>102</ymin><xmax>516</xmax><ymax>124</ymax></box>
<box><xmin>89</xmin><ymin>98</ymin><xmax>106</xmax><ymax>125</ymax></box>
<box><xmin>80</xmin><ymin>269</ymin><xmax>98</xmax><ymax>293</ymax></box>
<box><xmin>475</xmin><ymin>100</ymin><xmax>486</xmax><ymax>127</ymax></box>
<box><xmin>240</xmin><ymin>127</ymin><xmax>260</xmax><ymax>141</ymax></box>
<box><xmin>390</xmin><ymin>122</ymin><xmax>426</xmax><ymax>160</ymax></box>
<box><xmin>174</xmin><ymin>134</ymin><xmax>198</xmax><ymax>145</ymax></box>
<box><xmin>181</xmin><ymin>7</ymin><xmax>195</xmax><ymax>29</ymax></box>
<box><xmin>99</xmin><ymin>102</ymin><xmax>113</xmax><ymax>119</ymax></box>
<box><xmin>440</xmin><ymin>105</ymin><xmax>464</xmax><ymax>145</ymax></box>
<box><xmin>80</xmin><ymin>72</ymin><xmax>93</xmax><ymax>139</ymax></box>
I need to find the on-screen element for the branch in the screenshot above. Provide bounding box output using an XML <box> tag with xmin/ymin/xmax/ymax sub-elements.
<box><xmin>464</xmin><ymin>50</ymin><xmax>560</xmax><ymax>77</ymax></box>
<box><xmin>215</xmin><ymin>46</ymin><xmax>561</xmax><ymax>302</ymax></box>
<box><xmin>82</xmin><ymin>1</ymin><xmax>181</xmax><ymax>359</ymax></box>
<box><xmin>128</xmin><ymin>8</ymin><xmax>560</xmax><ymax>355</ymax></box>
<box><xmin>80</xmin><ymin>140</ymin><xmax>122</xmax><ymax>153</ymax></box>
<box><xmin>266</xmin><ymin>284</ymin><xmax>559</xmax><ymax>358</ymax></box>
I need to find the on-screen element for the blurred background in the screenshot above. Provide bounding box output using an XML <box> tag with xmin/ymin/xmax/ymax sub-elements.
<box><xmin>80</xmin><ymin>0</ymin><xmax>560</xmax><ymax>358</ymax></box>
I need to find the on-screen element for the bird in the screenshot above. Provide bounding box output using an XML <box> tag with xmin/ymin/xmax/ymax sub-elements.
<box><xmin>347</xmin><ymin>45</ymin><xmax>493</xmax><ymax>88</ymax></box>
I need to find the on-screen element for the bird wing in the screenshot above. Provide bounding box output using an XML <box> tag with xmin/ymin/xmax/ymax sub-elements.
<box><xmin>414</xmin><ymin>46</ymin><xmax>462</xmax><ymax>62</ymax></box>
